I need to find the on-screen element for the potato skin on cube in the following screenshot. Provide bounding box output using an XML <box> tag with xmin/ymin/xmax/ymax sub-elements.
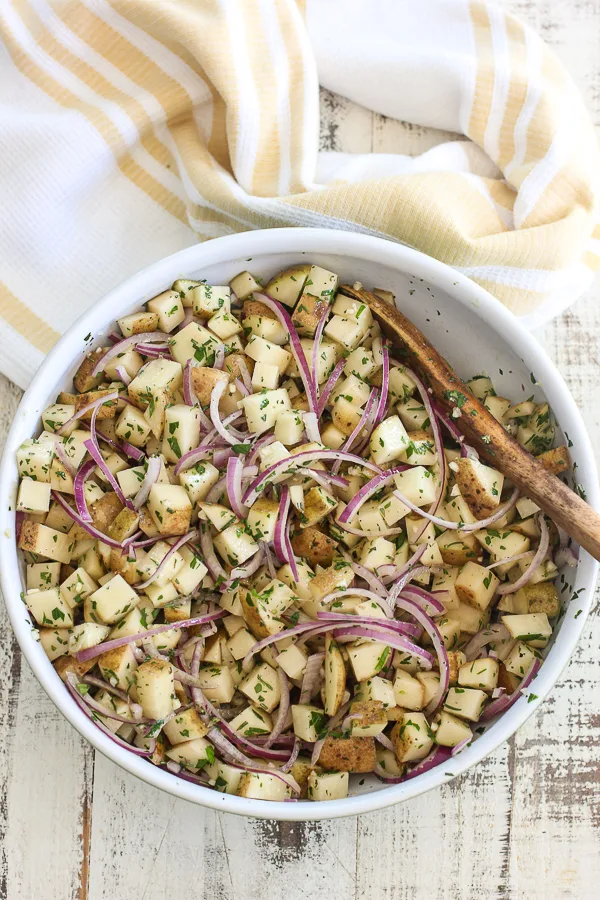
<box><xmin>318</xmin><ymin>736</ymin><xmax>377</xmax><ymax>773</ymax></box>
<box><xmin>291</xmin><ymin>526</ymin><xmax>337</xmax><ymax>567</ymax></box>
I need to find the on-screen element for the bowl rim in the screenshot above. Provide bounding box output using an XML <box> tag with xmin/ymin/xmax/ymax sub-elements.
<box><xmin>1</xmin><ymin>226</ymin><xmax>598</xmax><ymax>821</ymax></box>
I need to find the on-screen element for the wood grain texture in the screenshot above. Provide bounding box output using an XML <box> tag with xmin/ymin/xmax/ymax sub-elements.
<box><xmin>2</xmin><ymin>1</ymin><xmax>600</xmax><ymax>897</ymax></box>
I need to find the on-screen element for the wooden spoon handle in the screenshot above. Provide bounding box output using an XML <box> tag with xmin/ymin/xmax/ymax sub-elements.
<box><xmin>340</xmin><ymin>284</ymin><xmax>600</xmax><ymax>561</ymax></box>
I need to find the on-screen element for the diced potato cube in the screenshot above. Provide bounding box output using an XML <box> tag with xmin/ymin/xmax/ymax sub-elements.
<box><xmin>357</xmin><ymin>536</ymin><xmax>396</xmax><ymax>571</ymax></box>
<box><xmin>397</xmin><ymin>399</ymin><xmax>430</xmax><ymax>432</ymax></box>
<box><xmin>393</xmin><ymin>671</ymin><xmax>425</xmax><ymax>710</ymax></box>
<box><xmin>207</xmin><ymin>309</ymin><xmax>242</xmax><ymax>341</ymax></box>
<box><xmin>26</xmin><ymin>587</ymin><xmax>74</xmax><ymax>628</ymax></box>
<box><xmin>348</xmin><ymin>700</ymin><xmax>387</xmax><ymax>737</ymax></box>
<box><xmin>39</xmin><ymin>627</ymin><xmax>70</xmax><ymax>661</ymax></box>
<box><xmin>249</xmin><ymin>360</ymin><xmax>280</xmax><ymax>392</ymax></box>
<box><xmin>247</xmin><ymin>497</ymin><xmax>280</xmax><ymax>543</ymax></box>
<box><xmin>230</xmin><ymin>270</ymin><xmax>260</xmax><ymax>301</ymax></box>
<box><xmin>443</xmin><ymin>687</ymin><xmax>487</xmax><ymax>721</ymax></box>
<box><xmin>128</xmin><ymin>359</ymin><xmax>182</xmax><ymax>406</ymax></box>
<box><xmin>197</xmin><ymin>664</ymin><xmax>235</xmax><ymax>703</ymax></box>
<box><xmin>163</xmin><ymin>707</ymin><xmax>208</xmax><ymax>745</ymax></box>
<box><xmin>17</xmin><ymin>477</ymin><xmax>51</xmax><ymax>514</ymax></box>
<box><xmin>307</xmin><ymin>771</ymin><xmax>349</xmax><ymax>802</ymax></box>
<box><xmin>68</xmin><ymin>622</ymin><xmax>110</xmax><ymax>654</ymax></box>
<box><xmin>436</xmin><ymin>617</ymin><xmax>463</xmax><ymax>649</ymax></box>
<box><xmin>276</xmin><ymin>643</ymin><xmax>308</xmax><ymax>681</ymax></box>
<box><xmin>213</xmin><ymin>524</ymin><xmax>259</xmax><ymax>567</ymax></box>
<box><xmin>245</xmin><ymin>335</ymin><xmax>291</xmax><ymax>374</ymax></box>
<box><xmin>162</xmin><ymin>404</ymin><xmax>201</xmax><ymax>463</ymax></box>
<box><xmin>192</xmin><ymin>284</ymin><xmax>231</xmax><ymax>317</ymax></box>
<box><xmin>229</xmin><ymin>705</ymin><xmax>273</xmax><ymax>737</ymax></box>
<box><xmin>455</xmin><ymin>458</ymin><xmax>504</xmax><ymax>517</ymax></box>
<box><xmin>455</xmin><ymin>562</ymin><xmax>499</xmax><ymax>611</ymax></box>
<box><xmin>148</xmin><ymin>484</ymin><xmax>192</xmax><ymax>535</ymax></box>
<box><xmin>27</xmin><ymin>561</ymin><xmax>61</xmax><ymax>591</ymax></box>
<box><xmin>239</xmin><ymin>661</ymin><xmax>281</xmax><ymax>712</ymax></box>
<box><xmin>290</xmin><ymin>704</ymin><xmax>325</xmax><ymax>742</ymax></box>
<box><xmin>398</xmin><ymin>430</ymin><xmax>437</xmax><ymax>466</ymax></box>
<box><xmin>318</xmin><ymin>735</ymin><xmax>377</xmax><ymax>772</ymax></box>
<box><xmin>18</xmin><ymin>522</ymin><xmax>72</xmax><ymax>564</ymax></box>
<box><xmin>504</xmin><ymin>640</ymin><xmax>537</xmax><ymax>677</ymax></box>
<box><xmin>173</xmin><ymin>545</ymin><xmax>207</xmax><ymax>595</ymax></box>
<box><xmin>522</xmin><ymin>582</ymin><xmax>560</xmax><ymax>617</ymax></box>
<box><xmin>501</xmin><ymin>613</ymin><xmax>552</xmax><ymax>647</ymax></box>
<box><xmin>344</xmin><ymin>347</ymin><xmax>377</xmax><ymax>382</ymax></box>
<box><xmin>300</xmin><ymin>338</ymin><xmax>338</xmax><ymax>384</ymax></box>
<box><xmin>347</xmin><ymin>641</ymin><xmax>391</xmax><ymax>682</ymax></box>
<box><xmin>179</xmin><ymin>461</ymin><xmax>220</xmax><ymax>505</ymax></box>
<box><xmin>115</xmin><ymin>404</ymin><xmax>152</xmax><ymax>448</ymax></box>
<box><xmin>274</xmin><ymin>409</ymin><xmax>304</xmax><ymax>446</ymax></box>
<box><xmin>369</xmin><ymin>416</ymin><xmax>409</xmax><ymax>466</ymax></box>
<box><xmin>147</xmin><ymin>289</ymin><xmax>184</xmax><ymax>332</ymax></box>
<box><xmin>60</xmin><ymin>567</ymin><xmax>98</xmax><ymax>608</ymax></box>
<box><xmin>118</xmin><ymin>311</ymin><xmax>159</xmax><ymax>336</ymax></box>
<box><xmin>98</xmin><ymin>643</ymin><xmax>138</xmax><ymax>692</ymax></box>
<box><xmin>458</xmin><ymin>658</ymin><xmax>499</xmax><ymax>692</ymax></box>
<box><xmin>393</xmin><ymin>466</ymin><xmax>437</xmax><ymax>508</ymax></box>
<box><xmin>300</xmin><ymin>485</ymin><xmax>338</xmax><ymax>529</ymax></box>
<box><xmin>435</xmin><ymin>711</ymin><xmax>473</xmax><ymax>747</ymax></box>
<box><xmin>237</xmin><ymin>772</ymin><xmax>291</xmax><ymax>801</ymax></box>
<box><xmin>436</xmin><ymin>530</ymin><xmax>480</xmax><ymax>566</ymax></box>
<box><xmin>17</xmin><ymin>439</ymin><xmax>55</xmax><ymax>483</ymax></box>
<box><xmin>88</xmin><ymin>574</ymin><xmax>139</xmax><ymax>624</ymax></box>
<box><xmin>475</xmin><ymin>529</ymin><xmax>530</xmax><ymax>576</ymax></box>
<box><xmin>240</xmin><ymin>387</ymin><xmax>291</xmax><ymax>434</ymax></box>
<box><xmin>331</xmin><ymin>397</ymin><xmax>362</xmax><ymax>437</ymax></box>
<box><xmin>391</xmin><ymin>712</ymin><xmax>434</xmax><ymax>763</ymax></box>
<box><xmin>307</xmin><ymin>560</ymin><xmax>353</xmax><ymax>604</ymax></box>
<box><xmin>166</xmin><ymin>737</ymin><xmax>215</xmax><ymax>772</ymax></box>
<box><xmin>324</xmin><ymin>313</ymin><xmax>370</xmax><ymax>351</ymax></box>
<box><xmin>264</xmin><ymin>264</ymin><xmax>310</xmax><ymax>306</ymax></box>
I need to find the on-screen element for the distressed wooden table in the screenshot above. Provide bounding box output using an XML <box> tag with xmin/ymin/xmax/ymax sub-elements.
<box><xmin>2</xmin><ymin>2</ymin><xmax>599</xmax><ymax>897</ymax></box>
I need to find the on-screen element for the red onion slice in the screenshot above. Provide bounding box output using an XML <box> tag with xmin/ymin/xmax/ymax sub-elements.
<box><xmin>51</xmin><ymin>489</ymin><xmax>125</xmax><ymax>548</ymax></box>
<box><xmin>65</xmin><ymin>676</ymin><xmax>155</xmax><ymax>756</ymax></box>
<box><xmin>57</xmin><ymin>390</ymin><xmax>120</xmax><ymax>435</ymax></box>
<box><xmin>226</xmin><ymin>455</ymin><xmax>248</xmax><ymax>518</ymax></box>
<box><xmin>298</xmin><ymin>652</ymin><xmax>325</xmax><ymax>704</ymax></box>
<box><xmin>497</xmin><ymin>513</ymin><xmax>549</xmax><ymax>594</ymax></box>
<box><xmin>132</xmin><ymin>456</ymin><xmax>162</xmax><ymax>509</ymax></box>
<box><xmin>336</xmin><ymin>387</ymin><xmax>378</xmax><ymax>461</ymax></box>
<box><xmin>394</xmin><ymin>597</ymin><xmax>449</xmax><ymax>716</ymax></box>
<box><xmin>199</xmin><ymin>523</ymin><xmax>228</xmax><ymax>587</ymax></box>
<box><xmin>242</xmin><ymin>449</ymin><xmax>381</xmax><ymax>506</ymax></box>
<box><xmin>228</xmin><ymin>542</ymin><xmax>265</xmax><ymax>583</ymax></box>
<box><xmin>317</xmin><ymin>358</ymin><xmax>345</xmax><ymax>417</ymax></box>
<box><xmin>311</xmin><ymin>303</ymin><xmax>330</xmax><ymax>405</ymax></box>
<box><xmin>265</xmin><ymin>668</ymin><xmax>291</xmax><ymax>747</ymax></box>
<box><xmin>173</xmin><ymin>443</ymin><xmax>221</xmax><ymax>476</ymax></box>
<box><xmin>273</xmin><ymin>485</ymin><xmax>292</xmax><ymax>565</ymax></box>
<box><xmin>91</xmin><ymin>332</ymin><xmax>169</xmax><ymax>377</ymax></box>
<box><xmin>401</xmin><ymin>746</ymin><xmax>452</xmax><ymax>782</ymax></box>
<box><xmin>84</xmin><ymin>438</ymin><xmax>132</xmax><ymax>510</ymax></box>
<box><xmin>134</xmin><ymin>529</ymin><xmax>198</xmax><ymax>589</ymax></box>
<box><xmin>302</xmin><ymin>411</ymin><xmax>321</xmax><ymax>443</ymax></box>
<box><xmin>76</xmin><ymin>609</ymin><xmax>226</xmax><ymax>662</ymax></box>
<box><xmin>237</xmin><ymin>357</ymin><xmax>252</xmax><ymax>394</ymax></box>
<box><xmin>114</xmin><ymin>365</ymin><xmax>132</xmax><ymax>386</ymax></box>
<box><xmin>73</xmin><ymin>458</ymin><xmax>97</xmax><ymax>523</ymax></box>
<box><xmin>372</xmin><ymin>345</ymin><xmax>390</xmax><ymax>428</ymax></box>
<box><xmin>241</xmin><ymin>620</ymin><xmax>319</xmax><ymax>673</ymax></box>
<box><xmin>463</xmin><ymin>624</ymin><xmax>511</xmax><ymax>661</ymax></box>
<box><xmin>337</xmin><ymin>465</ymin><xmax>409</xmax><ymax>524</ymax></box>
<box><xmin>253</xmin><ymin>293</ymin><xmax>317</xmax><ymax>413</ymax></box>
<box><xmin>400</xmin><ymin>586</ymin><xmax>445</xmax><ymax>617</ymax></box>
<box><xmin>210</xmin><ymin>379</ymin><xmax>245</xmax><ymax>445</ymax></box>
<box><xmin>316</xmin><ymin>610</ymin><xmax>421</xmax><ymax>639</ymax></box>
<box><xmin>480</xmin><ymin>658</ymin><xmax>541</xmax><ymax>720</ymax></box>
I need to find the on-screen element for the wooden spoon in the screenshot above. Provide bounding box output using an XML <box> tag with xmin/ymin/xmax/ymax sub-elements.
<box><xmin>340</xmin><ymin>283</ymin><xmax>600</xmax><ymax>562</ymax></box>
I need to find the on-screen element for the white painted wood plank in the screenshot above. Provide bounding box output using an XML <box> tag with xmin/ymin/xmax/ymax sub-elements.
<box><xmin>86</xmin><ymin>753</ymin><xmax>358</xmax><ymax>900</ymax></box>
<box><xmin>0</xmin><ymin>374</ymin><xmax>93</xmax><ymax>900</ymax></box>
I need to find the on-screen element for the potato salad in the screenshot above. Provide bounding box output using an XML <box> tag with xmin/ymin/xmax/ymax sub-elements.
<box><xmin>15</xmin><ymin>263</ymin><xmax>574</xmax><ymax>802</ymax></box>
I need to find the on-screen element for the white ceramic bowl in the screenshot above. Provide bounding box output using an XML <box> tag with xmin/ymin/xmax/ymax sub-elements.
<box><xmin>1</xmin><ymin>228</ymin><xmax>597</xmax><ymax>821</ymax></box>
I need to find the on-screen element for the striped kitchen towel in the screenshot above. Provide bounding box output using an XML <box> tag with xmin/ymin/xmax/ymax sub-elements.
<box><xmin>0</xmin><ymin>0</ymin><xmax>598</xmax><ymax>388</ymax></box>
